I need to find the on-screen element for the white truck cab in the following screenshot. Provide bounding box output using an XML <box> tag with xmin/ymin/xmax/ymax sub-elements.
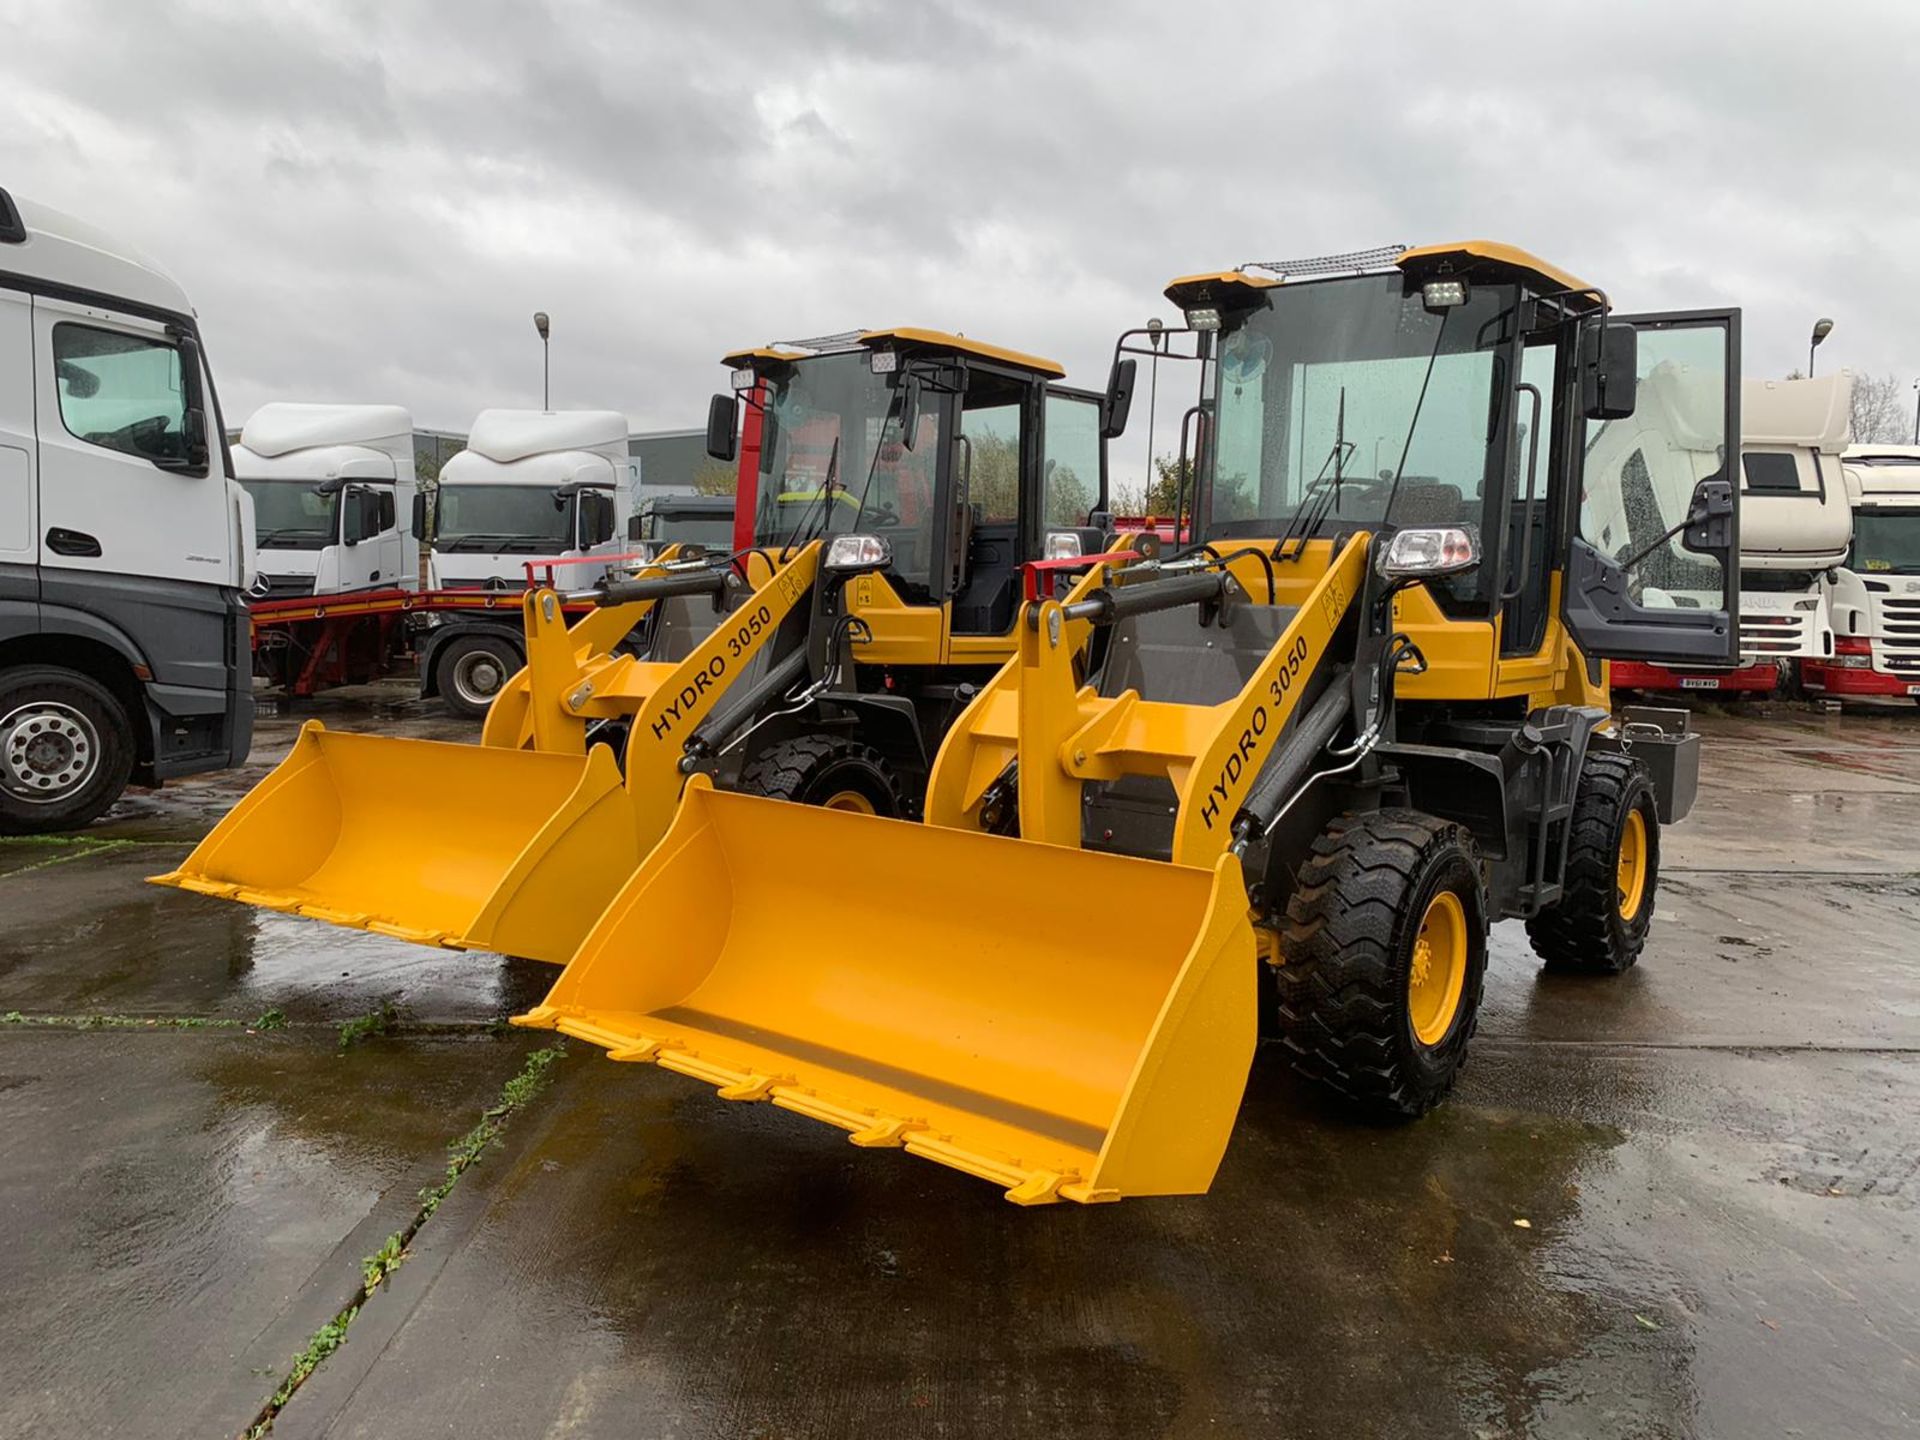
<box><xmin>1735</xmin><ymin>374</ymin><xmax>1852</xmax><ymax>664</ymax></box>
<box><xmin>1807</xmin><ymin>446</ymin><xmax>1920</xmax><ymax>700</ymax></box>
<box><xmin>0</xmin><ymin>188</ymin><xmax>252</xmax><ymax>831</ymax></box>
<box><xmin>427</xmin><ymin>408</ymin><xmax>632</xmax><ymax>590</ymax></box>
<box><xmin>235</xmin><ymin>402</ymin><xmax>418</xmax><ymax>598</ymax></box>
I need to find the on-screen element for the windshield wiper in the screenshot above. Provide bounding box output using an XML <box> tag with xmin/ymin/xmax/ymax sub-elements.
<box><xmin>1272</xmin><ymin>389</ymin><xmax>1355</xmax><ymax>561</ymax></box>
<box><xmin>777</xmin><ymin>435</ymin><xmax>841</xmax><ymax>557</ymax></box>
<box><xmin>439</xmin><ymin>533</ymin><xmax>547</xmax><ymax>552</ymax></box>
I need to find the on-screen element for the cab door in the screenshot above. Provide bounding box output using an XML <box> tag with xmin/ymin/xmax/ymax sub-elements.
<box><xmin>1563</xmin><ymin>310</ymin><xmax>1741</xmax><ymax>665</ymax></box>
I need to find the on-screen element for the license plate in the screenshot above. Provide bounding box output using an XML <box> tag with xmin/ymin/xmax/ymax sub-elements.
<box><xmin>1907</xmin><ymin>684</ymin><xmax>1920</xmax><ymax>696</ymax></box>
<box><xmin>1679</xmin><ymin>678</ymin><xmax>1720</xmax><ymax>690</ymax></box>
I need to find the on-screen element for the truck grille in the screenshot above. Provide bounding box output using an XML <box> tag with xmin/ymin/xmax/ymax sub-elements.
<box><xmin>255</xmin><ymin>573</ymin><xmax>316</xmax><ymax>599</ymax></box>
<box><xmin>1876</xmin><ymin>596</ymin><xmax>1920</xmax><ymax>673</ymax></box>
<box><xmin>1739</xmin><ymin>611</ymin><xmax>1813</xmax><ymax>658</ymax></box>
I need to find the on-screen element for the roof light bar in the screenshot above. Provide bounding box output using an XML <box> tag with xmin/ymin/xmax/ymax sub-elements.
<box><xmin>1241</xmin><ymin>245</ymin><xmax>1409</xmax><ymax>281</ymax></box>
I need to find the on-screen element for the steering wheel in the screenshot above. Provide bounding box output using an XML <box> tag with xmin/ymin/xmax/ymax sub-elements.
<box><xmin>860</xmin><ymin>501</ymin><xmax>901</xmax><ymax>527</ymax></box>
<box><xmin>90</xmin><ymin>414</ymin><xmax>175</xmax><ymax>457</ymax></box>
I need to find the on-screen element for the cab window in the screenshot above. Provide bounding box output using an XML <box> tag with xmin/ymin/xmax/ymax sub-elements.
<box><xmin>1043</xmin><ymin>393</ymin><xmax>1101</xmax><ymax>526</ymax></box>
<box><xmin>52</xmin><ymin>323</ymin><xmax>191</xmax><ymax>466</ymax></box>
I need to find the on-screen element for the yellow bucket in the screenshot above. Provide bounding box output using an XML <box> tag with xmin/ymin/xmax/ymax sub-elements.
<box><xmin>517</xmin><ymin>778</ymin><xmax>1258</xmax><ymax>1204</ymax></box>
<box><xmin>151</xmin><ymin>722</ymin><xmax>638</xmax><ymax>964</ymax></box>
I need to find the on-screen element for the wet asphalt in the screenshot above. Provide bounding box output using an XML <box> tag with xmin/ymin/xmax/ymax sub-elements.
<box><xmin>1</xmin><ymin>687</ymin><xmax>1916</xmax><ymax>1438</ymax></box>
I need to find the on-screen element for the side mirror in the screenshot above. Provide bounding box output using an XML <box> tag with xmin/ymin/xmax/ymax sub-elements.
<box><xmin>341</xmin><ymin>487</ymin><xmax>383</xmax><ymax>546</ymax></box>
<box><xmin>896</xmin><ymin>374</ymin><xmax>922</xmax><ymax>452</ymax></box>
<box><xmin>182</xmin><ymin>406</ymin><xmax>210</xmax><ymax>470</ymax></box>
<box><xmin>410</xmin><ymin>492</ymin><xmax>427</xmax><ymax>541</ymax></box>
<box><xmin>705</xmin><ymin>393</ymin><xmax>738</xmax><ymax>462</ymax></box>
<box><xmin>1102</xmin><ymin>357</ymin><xmax>1138</xmax><ymax>439</ymax></box>
<box><xmin>627</xmin><ymin>513</ymin><xmax>645</xmax><ymax>543</ymax></box>
<box><xmin>588</xmin><ymin>493</ymin><xmax>616</xmax><ymax>546</ymax></box>
<box><xmin>1580</xmin><ymin>321</ymin><xmax>1638</xmax><ymax>420</ymax></box>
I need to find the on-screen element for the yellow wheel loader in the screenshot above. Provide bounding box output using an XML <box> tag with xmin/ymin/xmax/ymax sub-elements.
<box><xmin>518</xmin><ymin>244</ymin><xmax>1744</xmax><ymax>1205</ymax></box>
<box><xmin>153</xmin><ymin>328</ymin><xmax>1127</xmax><ymax>964</ymax></box>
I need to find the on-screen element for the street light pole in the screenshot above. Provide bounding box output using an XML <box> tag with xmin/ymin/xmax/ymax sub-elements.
<box><xmin>1808</xmin><ymin>316</ymin><xmax>1834</xmax><ymax>377</ymax></box>
<box><xmin>533</xmin><ymin>311</ymin><xmax>551</xmax><ymax>410</ymax></box>
<box><xmin>1911</xmin><ymin>378</ymin><xmax>1919</xmax><ymax>445</ymax></box>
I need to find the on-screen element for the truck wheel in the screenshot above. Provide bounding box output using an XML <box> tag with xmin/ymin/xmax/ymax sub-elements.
<box><xmin>0</xmin><ymin>667</ymin><xmax>136</xmax><ymax>835</ymax></box>
<box><xmin>739</xmin><ymin>735</ymin><xmax>904</xmax><ymax>817</ymax></box>
<box><xmin>1525</xmin><ymin>752</ymin><xmax>1658</xmax><ymax>975</ymax></box>
<box><xmin>1274</xmin><ymin>809</ymin><xmax>1488</xmax><ymax>1120</ymax></box>
<box><xmin>435</xmin><ymin>634</ymin><xmax>521</xmax><ymax>720</ymax></box>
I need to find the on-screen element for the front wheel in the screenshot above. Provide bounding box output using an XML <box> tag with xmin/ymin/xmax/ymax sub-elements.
<box><xmin>1525</xmin><ymin>751</ymin><xmax>1659</xmax><ymax>974</ymax></box>
<box><xmin>0</xmin><ymin>666</ymin><xmax>136</xmax><ymax>835</ymax></box>
<box><xmin>739</xmin><ymin>735</ymin><xmax>904</xmax><ymax>817</ymax></box>
<box><xmin>434</xmin><ymin>633</ymin><xmax>522</xmax><ymax>720</ymax></box>
<box><xmin>1274</xmin><ymin>809</ymin><xmax>1489</xmax><ymax>1120</ymax></box>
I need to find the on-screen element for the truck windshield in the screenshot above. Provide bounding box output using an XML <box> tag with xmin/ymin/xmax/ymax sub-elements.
<box><xmin>435</xmin><ymin>484</ymin><xmax>573</xmax><ymax>551</ymax></box>
<box><xmin>646</xmin><ymin>511</ymin><xmax>736</xmax><ymax>548</ymax></box>
<box><xmin>1852</xmin><ymin>509</ymin><xmax>1920</xmax><ymax>574</ymax></box>
<box><xmin>1204</xmin><ymin>272</ymin><xmax>1510</xmax><ymax>541</ymax></box>
<box><xmin>243</xmin><ymin>480</ymin><xmax>338</xmax><ymax>549</ymax></box>
<box><xmin>751</xmin><ymin>350</ymin><xmax>942</xmax><ymax>592</ymax></box>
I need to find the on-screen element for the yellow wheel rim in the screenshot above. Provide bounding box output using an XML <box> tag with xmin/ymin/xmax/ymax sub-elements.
<box><xmin>1617</xmin><ymin>809</ymin><xmax>1648</xmax><ymax>920</ymax></box>
<box><xmin>822</xmin><ymin>788</ymin><xmax>876</xmax><ymax>814</ymax></box>
<box><xmin>1408</xmin><ymin>890</ymin><xmax>1468</xmax><ymax>1047</ymax></box>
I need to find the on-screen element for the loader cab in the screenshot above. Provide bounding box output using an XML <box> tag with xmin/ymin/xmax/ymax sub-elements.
<box><xmin>1166</xmin><ymin>245</ymin><xmax>1742</xmax><ymax>696</ymax></box>
<box><xmin>717</xmin><ymin>330</ymin><xmax>1099</xmax><ymax>664</ymax></box>
<box><xmin>702</xmin><ymin>328</ymin><xmax>1109</xmax><ymax>814</ymax></box>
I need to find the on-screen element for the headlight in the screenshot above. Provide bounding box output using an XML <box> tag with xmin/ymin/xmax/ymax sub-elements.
<box><xmin>1042</xmin><ymin>530</ymin><xmax>1083</xmax><ymax>560</ymax></box>
<box><xmin>1380</xmin><ymin>527</ymin><xmax>1480</xmax><ymax>580</ymax></box>
<box><xmin>824</xmin><ymin>533</ymin><xmax>892</xmax><ymax>571</ymax></box>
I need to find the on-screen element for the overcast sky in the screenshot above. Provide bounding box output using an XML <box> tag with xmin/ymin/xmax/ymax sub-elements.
<box><xmin>6</xmin><ymin>0</ymin><xmax>1918</xmax><ymax>487</ymax></box>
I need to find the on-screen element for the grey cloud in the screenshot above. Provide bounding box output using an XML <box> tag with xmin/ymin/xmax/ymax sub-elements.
<box><xmin>3</xmin><ymin>0</ymin><xmax>1916</xmax><ymax>473</ymax></box>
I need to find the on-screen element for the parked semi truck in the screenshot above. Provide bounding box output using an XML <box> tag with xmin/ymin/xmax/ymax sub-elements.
<box><xmin>0</xmin><ymin>188</ymin><xmax>253</xmax><ymax>832</ymax></box>
<box><xmin>1803</xmin><ymin>445</ymin><xmax>1920</xmax><ymax>701</ymax></box>
<box><xmin>244</xmin><ymin>406</ymin><xmax>652</xmax><ymax>716</ymax></box>
<box><xmin>1607</xmin><ymin>373</ymin><xmax>1851</xmax><ymax>696</ymax></box>
<box><xmin>235</xmin><ymin>402</ymin><xmax>418</xmax><ymax>598</ymax></box>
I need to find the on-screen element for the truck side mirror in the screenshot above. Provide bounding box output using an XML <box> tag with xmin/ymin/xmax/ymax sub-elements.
<box><xmin>578</xmin><ymin>491</ymin><xmax>615</xmax><ymax>547</ymax></box>
<box><xmin>410</xmin><ymin>492</ymin><xmax>428</xmax><ymax>541</ymax></box>
<box><xmin>706</xmin><ymin>393</ymin><xmax>738</xmax><ymax>462</ymax></box>
<box><xmin>341</xmin><ymin>487</ymin><xmax>382</xmax><ymax>545</ymax></box>
<box><xmin>1102</xmin><ymin>357</ymin><xmax>1138</xmax><ymax>439</ymax></box>
<box><xmin>182</xmin><ymin>405</ymin><xmax>210</xmax><ymax>471</ymax></box>
<box><xmin>627</xmin><ymin>513</ymin><xmax>644</xmax><ymax>543</ymax></box>
<box><xmin>1581</xmin><ymin>321</ymin><xmax>1638</xmax><ymax>420</ymax></box>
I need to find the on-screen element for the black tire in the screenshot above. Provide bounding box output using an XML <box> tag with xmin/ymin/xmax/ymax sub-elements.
<box><xmin>434</xmin><ymin>633</ymin><xmax>522</xmax><ymax>720</ymax></box>
<box><xmin>739</xmin><ymin>734</ymin><xmax>904</xmax><ymax>817</ymax></box>
<box><xmin>0</xmin><ymin>666</ymin><xmax>136</xmax><ymax>836</ymax></box>
<box><xmin>1274</xmin><ymin>809</ymin><xmax>1489</xmax><ymax>1120</ymax></box>
<box><xmin>1525</xmin><ymin>751</ymin><xmax>1659</xmax><ymax>975</ymax></box>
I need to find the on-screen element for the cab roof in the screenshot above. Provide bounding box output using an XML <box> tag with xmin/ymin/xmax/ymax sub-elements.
<box><xmin>2</xmin><ymin>189</ymin><xmax>194</xmax><ymax>318</ymax></box>
<box><xmin>1164</xmin><ymin>241</ymin><xmax>1600</xmax><ymax>314</ymax></box>
<box><xmin>722</xmin><ymin>327</ymin><xmax>1064</xmax><ymax>379</ymax></box>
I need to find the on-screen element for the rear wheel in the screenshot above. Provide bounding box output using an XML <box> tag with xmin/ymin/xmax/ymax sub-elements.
<box><xmin>1525</xmin><ymin>751</ymin><xmax>1659</xmax><ymax>974</ymax></box>
<box><xmin>435</xmin><ymin>633</ymin><xmax>522</xmax><ymax>720</ymax></box>
<box><xmin>739</xmin><ymin>734</ymin><xmax>904</xmax><ymax>817</ymax></box>
<box><xmin>1274</xmin><ymin>809</ymin><xmax>1489</xmax><ymax>1120</ymax></box>
<box><xmin>0</xmin><ymin>666</ymin><xmax>136</xmax><ymax>835</ymax></box>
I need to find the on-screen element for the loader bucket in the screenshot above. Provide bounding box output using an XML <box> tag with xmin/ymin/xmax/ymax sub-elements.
<box><xmin>517</xmin><ymin>779</ymin><xmax>1259</xmax><ymax>1204</ymax></box>
<box><xmin>150</xmin><ymin>722</ymin><xmax>638</xmax><ymax>964</ymax></box>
